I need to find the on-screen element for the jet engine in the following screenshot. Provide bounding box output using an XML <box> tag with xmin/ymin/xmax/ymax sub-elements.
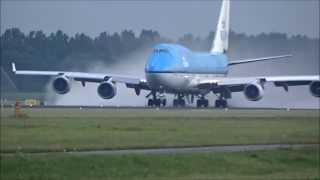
<box><xmin>310</xmin><ymin>81</ymin><xmax>320</xmax><ymax>97</ymax></box>
<box><xmin>244</xmin><ymin>83</ymin><xmax>264</xmax><ymax>101</ymax></box>
<box><xmin>97</xmin><ymin>81</ymin><xmax>117</xmax><ymax>99</ymax></box>
<box><xmin>52</xmin><ymin>75</ymin><xmax>71</xmax><ymax>94</ymax></box>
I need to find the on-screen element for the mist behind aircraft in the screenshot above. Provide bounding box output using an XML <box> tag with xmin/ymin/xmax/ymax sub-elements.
<box><xmin>45</xmin><ymin>45</ymin><xmax>319</xmax><ymax>108</ymax></box>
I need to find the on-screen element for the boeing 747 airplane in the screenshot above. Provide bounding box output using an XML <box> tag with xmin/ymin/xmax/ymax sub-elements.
<box><xmin>12</xmin><ymin>0</ymin><xmax>319</xmax><ymax>108</ymax></box>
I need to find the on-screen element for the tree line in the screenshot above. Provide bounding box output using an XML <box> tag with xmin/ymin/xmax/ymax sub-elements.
<box><xmin>1</xmin><ymin>28</ymin><xmax>319</xmax><ymax>92</ymax></box>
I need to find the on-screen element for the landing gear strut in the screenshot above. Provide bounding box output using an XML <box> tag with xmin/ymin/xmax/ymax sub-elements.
<box><xmin>196</xmin><ymin>96</ymin><xmax>209</xmax><ymax>108</ymax></box>
<box><xmin>173</xmin><ymin>93</ymin><xmax>186</xmax><ymax>107</ymax></box>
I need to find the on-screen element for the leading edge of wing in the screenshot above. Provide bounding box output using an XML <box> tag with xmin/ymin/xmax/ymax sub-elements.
<box><xmin>228</xmin><ymin>54</ymin><xmax>292</xmax><ymax>66</ymax></box>
<box><xmin>12</xmin><ymin>62</ymin><xmax>143</xmax><ymax>85</ymax></box>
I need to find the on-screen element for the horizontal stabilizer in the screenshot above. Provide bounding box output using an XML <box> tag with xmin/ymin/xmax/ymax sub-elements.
<box><xmin>228</xmin><ymin>54</ymin><xmax>292</xmax><ymax>66</ymax></box>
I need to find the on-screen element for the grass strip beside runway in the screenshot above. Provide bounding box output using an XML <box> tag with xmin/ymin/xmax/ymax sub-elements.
<box><xmin>1</xmin><ymin>108</ymin><xmax>319</xmax><ymax>153</ymax></box>
<box><xmin>1</xmin><ymin>148</ymin><xmax>319</xmax><ymax>180</ymax></box>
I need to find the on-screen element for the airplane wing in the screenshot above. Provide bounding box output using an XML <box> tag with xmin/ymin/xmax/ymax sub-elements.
<box><xmin>228</xmin><ymin>55</ymin><xmax>292</xmax><ymax>66</ymax></box>
<box><xmin>12</xmin><ymin>63</ymin><xmax>150</xmax><ymax>90</ymax></box>
<box><xmin>197</xmin><ymin>75</ymin><xmax>320</xmax><ymax>93</ymax></box>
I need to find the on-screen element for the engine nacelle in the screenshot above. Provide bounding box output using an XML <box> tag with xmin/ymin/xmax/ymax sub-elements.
<box><xmin>52</xmin><ymin>76</ymin><xmax>71</xmax><ymax>94</ymax></box>
<box><xmin>97</xmin><ymin>81</ymin><xmax>117</xmax><ymax>99</ymax></box>
<box><xmin>244</xmin><ymin>83</ymin><xmax>264</xmax><ymax>101</ymax></box>
<box><xmin>310</xmin><ymin>81</ymin><xmax>320</xmax><ymax>97</ymax></box>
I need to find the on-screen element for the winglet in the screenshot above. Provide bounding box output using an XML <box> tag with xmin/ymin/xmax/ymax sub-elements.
<box><xmin>12</xmin><ymin>63</ymin><xmax>16</xmax><ymax>73</ymax></box>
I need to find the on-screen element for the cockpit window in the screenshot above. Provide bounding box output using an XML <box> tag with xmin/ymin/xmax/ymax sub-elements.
<box><xmin>145</xmin><ymin>48</ymin><xmax>174</xmax><ymax>72</ymax></box>
<box><xmin>153</xmin><ymin>49</ymin><xmax>169</xmax><ymax>53</ymax></box>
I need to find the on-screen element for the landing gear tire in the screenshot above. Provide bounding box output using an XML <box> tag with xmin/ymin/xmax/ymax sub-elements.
<box><xmin>196</xmin><ymin>99</ymin><xmax>209</xmax><ymax>108</ymax></box>
<box><xmin>148</xmin><ymin>99</ymin><xmax>166</xmax><ymax>107</ymax></box>
<box><xmin>148</xmin><ymin>99</ymin><xmax>153</xmax><ymax>107</ymax></box>
<box><xmin>173</xmin><ymin>99</ymin><xmax>178</xmax><ymax>107</ymax></box>
<box><xmin>179</xmin><ymin>99</ymin><xmax>186</xmax><ymax>107</ymax></box>
<box><xmin>215</xmin><ymin>99</ymin><xmax>228</xmax><ymax>108</ymax></box>
<box><xmin>173</xmin><ymin>99</ymin><xmax>186</xmax><ymax>107</ymax></box>
<box><xmin>154</xmin><ymin>99</ymin><xmax>161</xmax><ymax>107</ymax></box>
<box><xmin>162</xmin><ymin>99</ymin><xmax>167</xmax><ymax>107</ymax></box>
<box><xmin>196</xmin><ymin>100</ymin><xmax>201</xmax><ymax>108</ymax></box>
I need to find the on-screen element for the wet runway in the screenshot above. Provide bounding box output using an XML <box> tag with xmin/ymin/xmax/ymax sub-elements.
<box><xmin>3</xmin><ymin>144</ymin><xmax>318</xmax><ymax>156</ymax></box>
<box><xmin>65</xmin><ymin>144</ymin><xmax>319</xmax><ymax>155</ymax></box>
<box><xmin>3</xmin><ymin>104</ymin><xmax>313</xmax><ymax>111</ymax></box>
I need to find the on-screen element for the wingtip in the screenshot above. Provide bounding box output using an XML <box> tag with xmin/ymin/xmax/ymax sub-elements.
<box><xmin>11</xmin><ymin>62</ymin><xmax>16</xmax><ymax>73</ymax></box>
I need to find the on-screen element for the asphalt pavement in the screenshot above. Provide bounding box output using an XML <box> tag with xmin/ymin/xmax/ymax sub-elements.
<box><xmin>2</xmin><ymin>144</ymin><xmax>318</xmax><ymax>156</ymax></box>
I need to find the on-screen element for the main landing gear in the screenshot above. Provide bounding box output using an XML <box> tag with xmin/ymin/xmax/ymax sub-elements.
<box><xmin>146</xmin><ymin>91</ymin><xmax>228</xmax><ymax>108</ymax></box>
<box><xmin>196</xmin><ymin>96</ymin><xmax>209</xmax><ymax>108</ymax></box>
<box><xmin>194</xmin><ymin>94</ymin><xmax>228</xmax><ymax>109</ymax></box>
<box><xmin>214</xmin><ymin>98</ymin><xmax>228</xmax><ymax>108</ymax></box>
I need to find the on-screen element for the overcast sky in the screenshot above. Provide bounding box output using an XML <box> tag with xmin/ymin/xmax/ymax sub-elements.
<box><xmin>1</xmin><ymin>0</ymin><xmax>319</xmax><ymax>39</ymax></box>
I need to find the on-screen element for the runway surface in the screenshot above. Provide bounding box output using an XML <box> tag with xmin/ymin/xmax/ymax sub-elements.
<box><xmin>4</xmin><ymin>104</ymin><xmax>317</xmax><ymax>110</ymax></box>
<box><xmin>3</xmin><ymin>144</ymin><xmax>318</xmax><ymax>156</ymax></box>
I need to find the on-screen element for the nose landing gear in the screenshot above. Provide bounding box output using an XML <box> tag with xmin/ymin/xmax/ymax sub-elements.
<box><xmin>173</xmin><ymin>93</ymin><xmax>186</xmax><ymax>107</ymax></box>
<box><xmin>147</xmin><ymin>91</ymin><xmax>166</xmax><ymax>107</ymax></box>
<box><xmin>148</xmin><ymin>99</ymin><xmax>166</xmax><ymax>107</ymax></box>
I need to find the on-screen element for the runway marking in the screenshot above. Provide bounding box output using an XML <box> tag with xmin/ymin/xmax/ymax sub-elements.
<box><xmin>2</xmin><ymin>144</ymin><xmax>318</xmax><ymax>156</ymax></box>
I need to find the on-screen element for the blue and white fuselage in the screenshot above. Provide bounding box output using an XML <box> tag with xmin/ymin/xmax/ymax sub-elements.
<box><xmin>145</xmin><ymin>44</ymin><xmax>228</xmax><ymax>93</ymax></box>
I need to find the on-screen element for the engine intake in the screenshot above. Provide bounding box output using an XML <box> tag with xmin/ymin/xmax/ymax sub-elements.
<box><xmin>310</xmin><ymin>81</ymin><xmax>320</xmax><ymax>97</ymax></box>
<box><xmin>97</xmin><ymin>81</ymin><xmax>117</xmax><ymax>99</ymax></box>
<box><xmin>244</xmin><ymin>83</ymin><xmax>264</xmax><ymax>101</ymax></box>
<box><xmin>52</xmin><ymin>76</ymin><xmax>70</xmax><ymax>94</ymax></box>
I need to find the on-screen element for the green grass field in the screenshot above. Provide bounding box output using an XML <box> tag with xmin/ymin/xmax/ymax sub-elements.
<box><xmin>1</xmin><ymin>148</ymin><xmax>319</xmax><ymax>180</ymax></box>
<box><xmin>1</xmin><ymin>108</ymin><xmax>319</xmax><ymax>153</ymax></box>
<box><xmin>1</xmin><ymin>108</ymin><xmax>319</xmax><ymax>179</ymax></box>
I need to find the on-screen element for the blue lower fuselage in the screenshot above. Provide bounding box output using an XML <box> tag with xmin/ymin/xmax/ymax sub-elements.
<box><xmin>144</xmin><ymin>44</ymin><xmax>228</xmax><ymax>92</ymax></box>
